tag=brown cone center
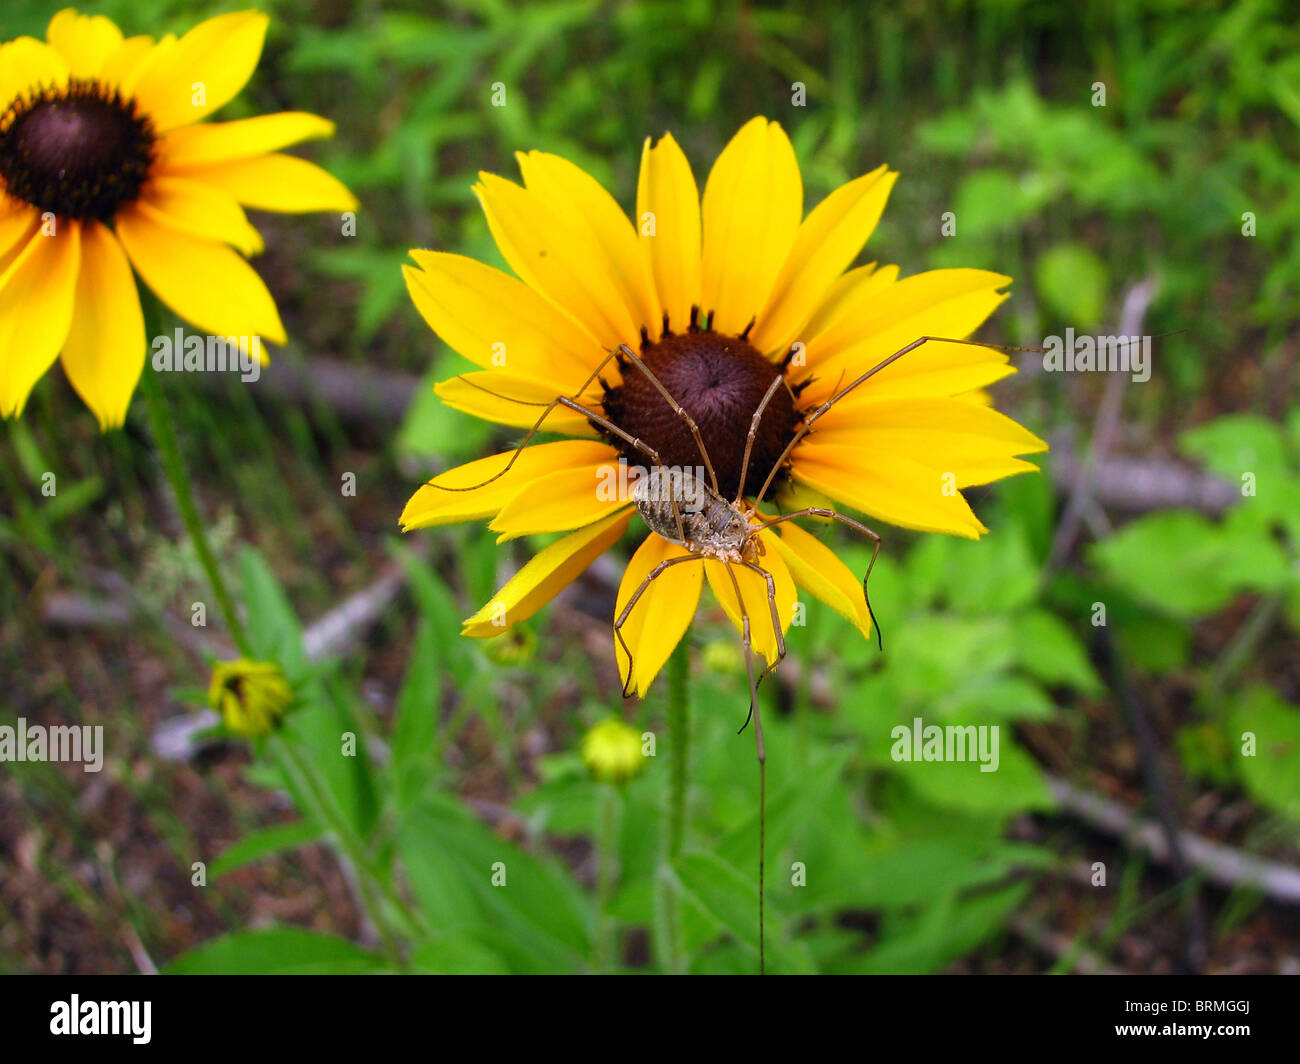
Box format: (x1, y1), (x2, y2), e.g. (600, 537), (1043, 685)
(0, 81), (155, 221)
(600, 330), (800, 500)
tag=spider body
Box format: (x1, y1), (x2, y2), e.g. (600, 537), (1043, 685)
(631, 468), (764, 565)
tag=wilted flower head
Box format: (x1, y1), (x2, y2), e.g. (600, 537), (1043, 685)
(208, 658), (293, 738)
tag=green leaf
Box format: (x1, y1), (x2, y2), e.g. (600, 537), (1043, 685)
(893, 734), (1055, 817)
(165, 928), (385, 974)
(210, 821), (322, 879)
(410, 934), (511, 975)
(1180, 414), (1289, 489)
(671, 850), (815, 974)
(1090, 510), (1289, 618)
(398, 796), (595, 972)
(835, 881), (1030, 974)
(390, 618), (443, 810)
(1227, 686), (1300, 820)
(1035, 242), (1109, 327)
(943, 527), (1040, 615)
(1010, 609), (1104, 694)
(239, 547), (307, 677)
(952, 169), (1050, 239)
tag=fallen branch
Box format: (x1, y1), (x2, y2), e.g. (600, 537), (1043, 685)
(1045, 773), (1300, 905)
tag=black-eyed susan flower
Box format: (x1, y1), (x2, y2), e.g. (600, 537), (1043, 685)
(400, 117), (1047, 697)
(209, 658), (293, 738)
(581, 717), (646, 784)
(0, 8), (356, 428)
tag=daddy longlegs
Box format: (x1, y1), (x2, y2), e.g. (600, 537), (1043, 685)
(423, 330), (1059, 974)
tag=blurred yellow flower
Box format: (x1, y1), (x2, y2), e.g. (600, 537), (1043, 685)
(208, 658), (293, 739)
(581, 717), (645, 784)
(0, 8), (357, 428)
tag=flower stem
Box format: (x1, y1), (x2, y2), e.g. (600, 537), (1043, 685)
(667, 633), (690, 857)
(139, 366), (252, 659)
(594, 782), (621, 972)
(271, 734), (411, 969)
(655, 628), (691, 972)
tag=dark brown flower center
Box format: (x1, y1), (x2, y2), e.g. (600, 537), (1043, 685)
(0, 80), (156, 222)
(600, 319), (802, 500)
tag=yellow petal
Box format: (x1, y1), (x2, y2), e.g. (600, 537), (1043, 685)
(461, 508), (633, 637)
(793, 445), (989, 539)
(799, 262), (893, 342)
(474, 173), (640, 351)
(614, 534), (703, 697)
(116, 203), (287, 345)
(138, 176), (263, 256)
(0, 203), (40, 264)
(129, 11), (268, 131)
(159, 113), (336, 167)
(167, 152), (357, 213)
(46, 9), (123, 78)
(0, 37), (69, 112)
(769, 519), (873, 642)
(813, 396), (1048, 487)
(60, 221), (144, 430)
(0, 223), (81, 418)
(703, 531), (796, 666)
(636, 132), (701, 336)
(517, 150), (659, 336)
(490, 453), (633, 541)
(98, 35), (157, 94)
(701, 117), (802, 336)
(804, 341), (1017, 405)
(637, 132), (702, 332)
(432, 372), (601, 437)
(400, 439), (618, 531)
(751, 166), (897, 355)
(798, 268), (1012, 402)
(404, 252), (606, 383)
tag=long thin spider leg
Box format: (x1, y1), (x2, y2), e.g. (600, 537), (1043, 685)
(422, 344), (630, 492)
(434, 384), (693, 547)
(432, 348), (699, 545)
(734, 374), (785, 507)
(738, 559), (787, 692)
(722, 562), (766, 976)
(612, 554), (705, 699)
(752, 334), (1055, 510)
(615, 344), (721, 496)
(539, 397), (692, 547)
(746, 508), (885, 651)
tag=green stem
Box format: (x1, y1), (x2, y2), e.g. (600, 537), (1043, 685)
(667, 633), (690, 857)
(594, 782), (621, 972)
(139, 367), (252, 659)
(655, 629), (691, 973)
(272, 735), (411, 969)
(1206, 590), (1285, 703)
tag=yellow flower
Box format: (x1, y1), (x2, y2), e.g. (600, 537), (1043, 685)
(208, 658), (293, 738)
(581, 717), (645, 784)
(0, 8), (357, 428)
(400, 117), (1047, 697)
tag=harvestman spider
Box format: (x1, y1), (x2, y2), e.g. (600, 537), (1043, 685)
(422, 330), (1017, 973)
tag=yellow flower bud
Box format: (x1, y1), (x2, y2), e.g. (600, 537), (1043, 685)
(701, 637), (744, 675)
(580, 717), (645, 784)
(484, 623), (538, 666)
(208, 659), (294, 739)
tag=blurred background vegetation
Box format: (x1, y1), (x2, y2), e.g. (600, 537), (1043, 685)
(2, 0), (1298, 973)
